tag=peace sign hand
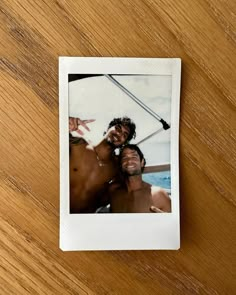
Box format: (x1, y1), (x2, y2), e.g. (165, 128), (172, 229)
(69, 117), (95, 135)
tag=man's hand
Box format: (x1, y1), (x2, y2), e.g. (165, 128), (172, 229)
(69, 117), (95, 135)
(150, 206), (164, 213)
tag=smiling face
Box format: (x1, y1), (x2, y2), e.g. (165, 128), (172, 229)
(105, 124), (130, 147)
(120, 148), (144, 176)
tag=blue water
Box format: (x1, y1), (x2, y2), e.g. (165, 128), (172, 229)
(142, 171), (171, 189)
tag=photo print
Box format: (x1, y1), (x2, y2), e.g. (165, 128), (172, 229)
(69, 74), (172, 214)
(59, 57), (181, 250)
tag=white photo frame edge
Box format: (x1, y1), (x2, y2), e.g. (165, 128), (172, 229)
(59, 57), (181, 251)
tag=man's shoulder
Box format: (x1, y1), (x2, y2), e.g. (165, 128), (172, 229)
(151, 186), (170, 199)
(151, 186), (171, 210)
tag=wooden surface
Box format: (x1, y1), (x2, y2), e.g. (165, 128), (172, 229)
(0, 0), (235, 294)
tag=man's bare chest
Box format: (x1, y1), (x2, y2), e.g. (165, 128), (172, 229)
(70, 147), (117, 187)
(111, 189), (154, 213)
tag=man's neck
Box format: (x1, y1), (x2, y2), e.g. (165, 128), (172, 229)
(125, 175), (143, 192)
(95, 139), (114, 160)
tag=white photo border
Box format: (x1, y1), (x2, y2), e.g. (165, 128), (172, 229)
(59, 57), (181, 251)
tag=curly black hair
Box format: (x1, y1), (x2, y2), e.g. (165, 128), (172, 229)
(119, 144), (146, 172)
(107, 117), (136, 143)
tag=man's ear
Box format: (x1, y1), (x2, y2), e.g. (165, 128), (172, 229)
(141, 159), (145, 168)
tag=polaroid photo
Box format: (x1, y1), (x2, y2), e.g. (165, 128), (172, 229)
(59, 57), (181, 250)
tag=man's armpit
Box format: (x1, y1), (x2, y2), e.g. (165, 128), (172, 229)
(69, 135), (87, 145)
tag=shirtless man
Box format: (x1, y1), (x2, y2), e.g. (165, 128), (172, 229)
(110, 144), (171, 213)
(69, 117), (136, 213)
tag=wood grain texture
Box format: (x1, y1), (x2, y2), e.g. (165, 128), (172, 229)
(0, 0), (235, 294)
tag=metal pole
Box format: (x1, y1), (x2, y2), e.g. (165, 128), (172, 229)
(105, 74), (170, 130)
(136, 127), (164, 145)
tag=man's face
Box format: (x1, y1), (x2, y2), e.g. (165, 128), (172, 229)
(120, 148), (144, 176)
(105, 124), (130, 147)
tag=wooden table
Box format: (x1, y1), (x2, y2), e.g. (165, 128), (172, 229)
(0, 0), (235, 294)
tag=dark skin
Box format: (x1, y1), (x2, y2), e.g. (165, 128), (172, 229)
(110, 148), (171, 213)
(69, 117), (130, 213)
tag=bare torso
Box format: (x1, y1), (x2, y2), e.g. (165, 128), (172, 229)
(110, 182), (171, 213)
(70, 142), (118, 213)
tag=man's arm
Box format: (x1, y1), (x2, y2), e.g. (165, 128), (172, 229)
(69, 117), (95, 148)
(150, 188), (171, 213)
(69, 133), (87, 145)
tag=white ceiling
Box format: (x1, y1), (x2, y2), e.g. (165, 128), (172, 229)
(69, 75), (171, 165)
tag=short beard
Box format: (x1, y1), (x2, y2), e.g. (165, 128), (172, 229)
(106, 137), (121, 149)
(122, 169), (141, 177)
